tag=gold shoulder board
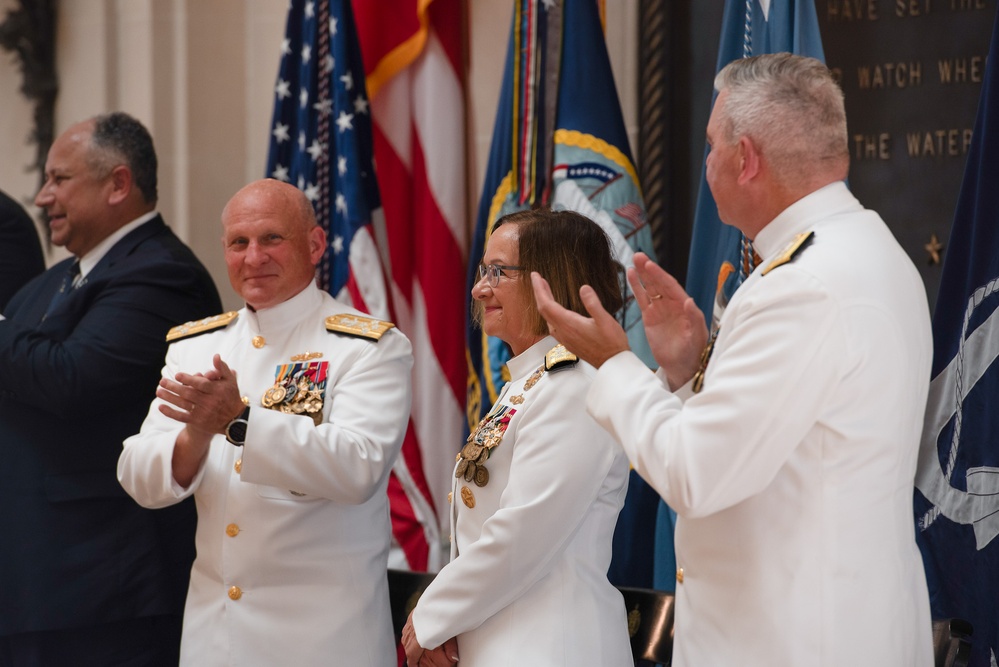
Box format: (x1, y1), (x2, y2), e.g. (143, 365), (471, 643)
(544, 344), (578, 371)
(762, 231), (815, 276)
(325, 313), (395, 341)
(166, 311), (239, 342)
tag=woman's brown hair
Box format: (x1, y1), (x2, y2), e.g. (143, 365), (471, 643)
(473, 208), (625, 337)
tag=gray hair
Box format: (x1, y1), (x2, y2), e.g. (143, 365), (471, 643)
(714, 53), (848, 187)
(87, 112), (158, 204)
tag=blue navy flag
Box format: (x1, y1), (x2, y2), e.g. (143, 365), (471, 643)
(914, 5), (999, 665)
(265, 0), (380, 299)
(466, 0), (658, 425)
(685, 0), (825, 325)
(465, 0), (661, 589)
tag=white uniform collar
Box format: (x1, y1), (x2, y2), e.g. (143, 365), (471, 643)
(244, 281), (324, 336)
(505, 335), (558, 380)
(752, 181), (861, 261)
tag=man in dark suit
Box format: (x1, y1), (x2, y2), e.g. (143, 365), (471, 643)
(0, 112), (221, 666)
(0, 189), (44, 310)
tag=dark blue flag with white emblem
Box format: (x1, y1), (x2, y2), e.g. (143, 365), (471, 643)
(914, 6), (999, 665)
(265, 0), (379, 298)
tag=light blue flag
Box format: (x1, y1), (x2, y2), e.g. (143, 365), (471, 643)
(656, 0), (825, 593)
(686, 0), (825, 325)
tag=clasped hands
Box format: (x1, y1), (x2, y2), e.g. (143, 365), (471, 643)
(158, 354), (247, 487)
(402, 612), (458, 666)
(156, 353), (245, 436)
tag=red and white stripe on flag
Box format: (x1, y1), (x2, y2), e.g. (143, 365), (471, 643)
(355, 0), (467, 572)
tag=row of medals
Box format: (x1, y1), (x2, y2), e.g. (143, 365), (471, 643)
(261, 376), (324, 426)
(455, 364), (545, 490)
(455, 436), (495, 488)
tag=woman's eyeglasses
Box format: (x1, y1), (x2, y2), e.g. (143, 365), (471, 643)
(477, 263), (524, 287)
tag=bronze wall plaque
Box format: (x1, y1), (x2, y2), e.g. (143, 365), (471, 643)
(819, 0), (993, 306)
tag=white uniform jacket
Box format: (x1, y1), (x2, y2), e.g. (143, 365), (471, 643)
(589, 182), (934, 666)
(412, 336), (633, 667)
(118, 283), (413, 667)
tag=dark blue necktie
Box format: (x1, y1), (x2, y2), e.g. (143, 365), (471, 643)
(43, 261), (80, 318)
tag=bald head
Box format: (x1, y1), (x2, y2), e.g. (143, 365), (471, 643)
(221, 179), (327, 310)
(222, 179), (318, 233)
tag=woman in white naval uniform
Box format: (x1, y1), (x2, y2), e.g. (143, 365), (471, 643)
(402, 209), (634, 667)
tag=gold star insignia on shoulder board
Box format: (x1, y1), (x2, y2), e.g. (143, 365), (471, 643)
(325, 313), (395, 341)
(166, 311), (239, 342)
(544, 344), (578, 371)
(762, 231), (815, 276)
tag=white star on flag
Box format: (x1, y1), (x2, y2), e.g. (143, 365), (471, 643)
(276, 79), (291, 100)
(302, 43), (312, 63)
(299, 87), (309, 108)
(338, 155), (348, 176)
(271, 164), (290, 182)
(335, 110), (354, 132)
(335, 192), (347, 214)
(332, 234), (344, 255)
(305, 1), (315, 18)
(313, 97), (332, 117)
(329, 17), (337, 36)
(307, 139), (325, 161)
(353, 95), (369, 115)
(280, 38), (291, 55)
(323, 54), (334, 74)
(304, 182), (320, 201)
(272, 123), (290, 143)
(340, 71), (353, 90)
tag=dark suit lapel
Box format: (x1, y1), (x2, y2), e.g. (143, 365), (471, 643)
(84, 215), (167, 284)
(5, 258), (75, 326)
(18, 217), (167, 328)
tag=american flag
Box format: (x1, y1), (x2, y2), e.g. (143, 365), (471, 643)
(355, 0), (468, 569)
(266, 0), (442, 571)
(267, 0), (380, 301)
